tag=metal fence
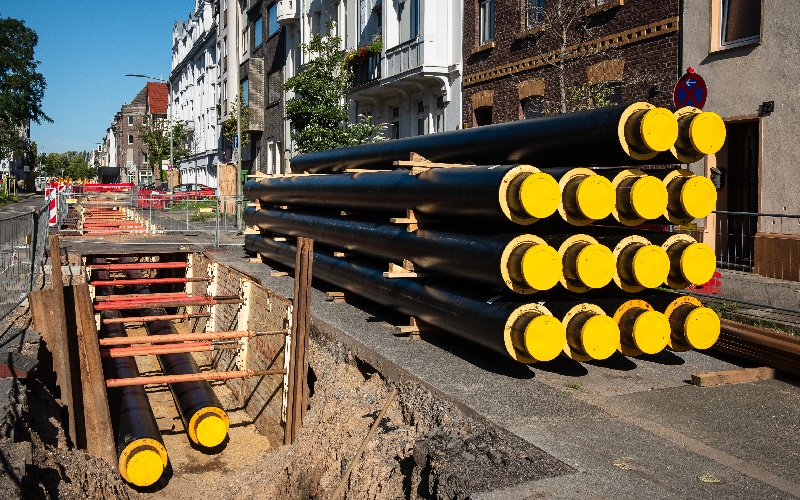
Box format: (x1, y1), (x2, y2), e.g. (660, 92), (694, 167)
(0, 204), (49, 322)
(698, 210), (800, 332)
(55, 189), (245, 245)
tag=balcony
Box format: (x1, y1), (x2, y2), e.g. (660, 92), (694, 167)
(384, 38), (423, 79)
(276, 0), (299, 25)
(350, 53), (381, 89)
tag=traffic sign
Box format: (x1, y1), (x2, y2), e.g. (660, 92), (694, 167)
(234, 134), (239, 148)
(674, 68), (707, 109)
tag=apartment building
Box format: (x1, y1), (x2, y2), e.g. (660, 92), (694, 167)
(341, 0), (463, 139)
(171, 0), (220, 187)
(682, 0), (800, 278)
(462, 0), (679, 126)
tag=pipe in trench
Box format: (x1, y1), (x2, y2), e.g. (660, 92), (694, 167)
(244, 206), (563, 294)
(289, 102), (680, 173)
(120, 258), (230, 449)
(245, 233), (573, 364)
(93, 265), (168, 488)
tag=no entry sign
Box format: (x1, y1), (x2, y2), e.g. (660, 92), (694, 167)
(674, 68), (707, 109)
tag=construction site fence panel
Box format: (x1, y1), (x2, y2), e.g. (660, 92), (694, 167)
(0, 203), (49, 322)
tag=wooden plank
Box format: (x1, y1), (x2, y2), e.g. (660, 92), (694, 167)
(691, 366), (777, 387)
(48, 235), (77, 446)
(28, 289), (54, 344)
(285, 237), (313, 445)
(72, 284), (117, 468)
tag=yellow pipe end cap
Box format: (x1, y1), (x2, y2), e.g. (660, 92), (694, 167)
(632, 245), (670, 288)
(580, 315), (620, 360)
(632, 311), (670, 354)
(684, 307), (720, 350)
(576, 244), (615, 288)
(126, 448), (165, 487)
(680, 242), (717, 285)
(689, 111), (727, 155)
(640, 107), (679, 152)
(576, 175), (615, 220)
(195, 410), (230, 448)
(521, 244), (562, 291)
(630, 176), (668, 220)
(680, 176), (718, 219)
(524, 315), (566, 362)
(519, 172), (561, 219)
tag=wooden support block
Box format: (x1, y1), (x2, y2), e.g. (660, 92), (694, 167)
(269, 271), (290, 277)
(383, 262), (431, 279)
(244, 227), (260, 235)
(250, 256), (265, 263)
(273, 237), (288, 242)
(325, 292), (349, 304)
(395, 317), (440, 339)
(343, 168), (392, 173)
(691, 366), (777, 387)
(332, 252), (350, 258)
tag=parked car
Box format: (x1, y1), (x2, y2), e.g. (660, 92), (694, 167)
(172, 183), (216, 200)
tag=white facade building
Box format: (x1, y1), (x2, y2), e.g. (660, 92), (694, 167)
(171, 0), (220, 188)
(343, 0), (462, 139)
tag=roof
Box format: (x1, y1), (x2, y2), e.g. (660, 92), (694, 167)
(147, 82), (169, 115)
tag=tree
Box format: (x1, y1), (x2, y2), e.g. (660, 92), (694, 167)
(40, 151), (96, 180)
(0, 15), (51, 157)
(222, 85), (249, 153)
(136, 116), (190, 182)
(283, 25), (385, 154)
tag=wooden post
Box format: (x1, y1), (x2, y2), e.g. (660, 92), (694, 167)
(48, 235), (77, 445)
(72, 284), (116, 468)
(284, 237), (313, 445)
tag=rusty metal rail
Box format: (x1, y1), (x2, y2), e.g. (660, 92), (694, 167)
(715, 319), (800, 377)
(90, 277), (210, 286)
(97, 329), (288, 346)
(105, 369), (287, 387)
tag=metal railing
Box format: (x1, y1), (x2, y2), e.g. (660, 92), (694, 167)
(54, 189), (244, 246)
(0, 204), (49, 322)
(696, 210), (800, 331)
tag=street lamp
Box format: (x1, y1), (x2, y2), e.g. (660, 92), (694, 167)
(125, 74), (173, 191)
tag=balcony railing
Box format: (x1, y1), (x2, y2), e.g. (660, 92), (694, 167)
(384, 38), (423, 79)
(350, 52), (381, 88)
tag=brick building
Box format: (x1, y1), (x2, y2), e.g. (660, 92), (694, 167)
(462, 0), (680, 127)
(112, 82), (168, 185)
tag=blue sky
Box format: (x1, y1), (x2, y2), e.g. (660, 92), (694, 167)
(2, 1), (195, 154)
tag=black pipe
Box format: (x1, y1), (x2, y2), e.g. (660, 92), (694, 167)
(290, 102), (677, 173)
(120, 259), (230, 449)
(246, 164), (565, 225)
(245, 234), (567, 364)
(93, 264), (167, 487)
(244, 206), (562, 294)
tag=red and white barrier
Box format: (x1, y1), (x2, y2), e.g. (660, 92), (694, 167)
(45, 183), (71, 227)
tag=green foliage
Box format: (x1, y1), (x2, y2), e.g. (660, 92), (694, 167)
(222, 85), (249, 150)
(0, 15), (51, 158)
(39, 151), (96, 180)
(136, 116), (190, 179)
(0, 190), (16, 206)
(284, 25), (385, 154)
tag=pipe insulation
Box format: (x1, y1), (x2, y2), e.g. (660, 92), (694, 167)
(244, 206), (563, 294)
(93, 265), (168, 488)
(120, 259), (230, 449)
(289, 102), (679, 173)
(245, 234), (567, 364)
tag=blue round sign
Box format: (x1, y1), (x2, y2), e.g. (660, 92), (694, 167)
(673, 70), (707, 109)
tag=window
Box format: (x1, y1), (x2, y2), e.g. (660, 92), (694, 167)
(267, 71), (281, 105)
(128, 134), (134, 145)
(435, 96), (445, 133)
(522, 96), (545, 119)
(526, 0), (544, 29)
(242, 26), (249, 54)
(399, 0), (419, 43)
(254, 16), (263, 48)
(142, 152), (148, 163)
(222, 79), (228, 114)
(479, 0), (494, 44)
(720, 0), (761, 48)
(223, 0), (228, 28)
(242, 79), (249, 107)
(475, 107), (492, 126)
(127, 116), (134, 125)
(416, 100), (426, 136)
(223, 37), (228, 72)
(268, 3), (280, 37)
(391, 106), (400, 139)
